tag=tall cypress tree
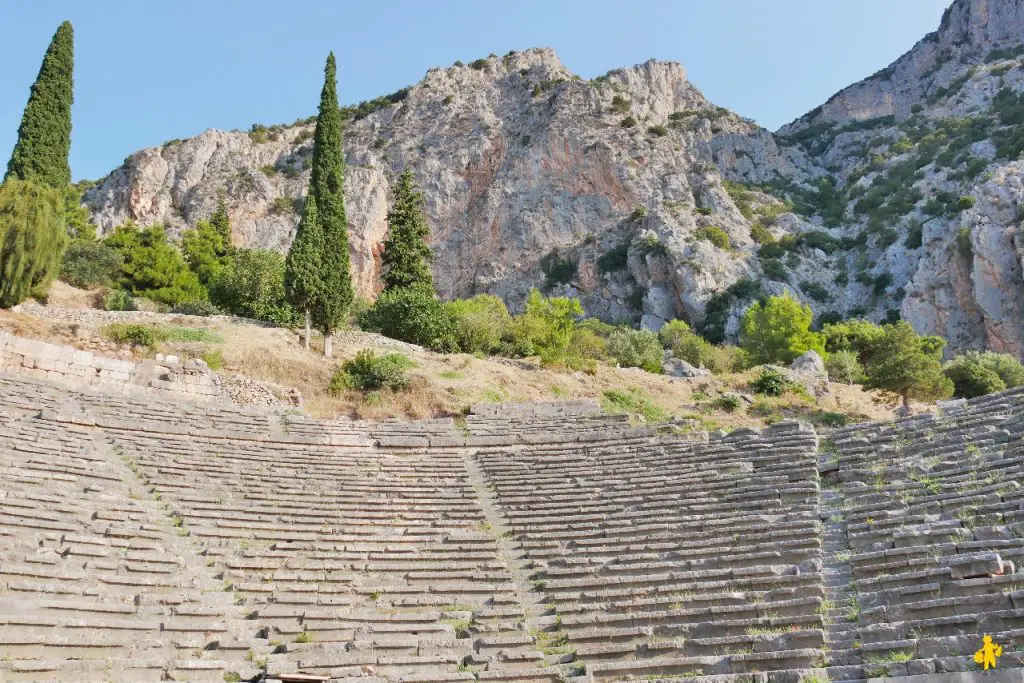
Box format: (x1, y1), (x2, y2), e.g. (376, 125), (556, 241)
(210, 200), (233, 253)
(380, 168), (433, 292)
(6, 21), (74, 189)
(284, 196), (322, 349)
(309, 52), (353, 357)
(0, 21), (73, 308)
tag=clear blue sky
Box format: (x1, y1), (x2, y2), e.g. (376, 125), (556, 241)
(1, 0), (950, 182)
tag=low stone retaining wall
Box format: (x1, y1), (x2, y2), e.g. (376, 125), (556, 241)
(1, 330), (223, 401)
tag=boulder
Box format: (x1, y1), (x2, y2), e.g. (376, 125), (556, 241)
(661, 350), (712, 378)
(788, 350), (825, 377)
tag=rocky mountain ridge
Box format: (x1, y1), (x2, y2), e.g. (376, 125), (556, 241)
(82, 0), (1024, 356)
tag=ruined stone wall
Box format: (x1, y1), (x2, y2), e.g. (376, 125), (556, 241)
(0, 330), (221, 400)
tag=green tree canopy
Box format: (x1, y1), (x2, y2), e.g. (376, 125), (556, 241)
(358, 283), (458, 352)
(446, 293), (510, 354)
(0, 179), (67, 307)
(104, 222), (205, 306)
(864, 321), (953, 409)
(285, 189), (322, 347)
(6, 21), (74, 189)
(210, 248), (297, 327)
(181, 219), (231, 288)
(381, 168), (433, 291)
(739, 291), (825, 365)
(521, 289), (584, 366)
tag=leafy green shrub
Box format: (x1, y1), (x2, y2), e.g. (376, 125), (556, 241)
(607, 327), (662, 373)
(872, 272), (894, 295)
(172, 300), (220, 316)
(61, 240), (123, 289)
(611, 94), (630, 114)
(943, 351), (1024, 398)
(541, 250), (576, 288)
(943, 359), (1005, 398)
(647, 125), (668, 137)
(159, 326), (224, 344)
(517, 289), (584, 366)
(659, 320), (745, 374)
(621, 116), (636, 128)
(956, 227), (973, 256)
(210, 249), (297, 326)
(568, 327), (608, 362)
(740, 292), (825, 365)
(597, 243), (629, 273)
(601, 388), (667, 423)
(750, 223), (774, 244)
(904, 220), (923, 249)
(103, 323), (157, 348)
(101, 289), (136, 311)
(359, 284), (459, 352)
(714, 394), (743, 413)
(695, 206), (713, 216)
(447, 294), (511, 354)
(825, 350), (866, 384)
(800, 281), (831, 302)
(695, 226), (731, 249)
(761, 258), (789, 281)
(751, 368), (792, 397)
(329, 350), (414, 394)
(200, 349), (224, 370)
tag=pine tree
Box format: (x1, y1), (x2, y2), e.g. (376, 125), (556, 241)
(6, 21), (74, 189)
(864, 321), (953, 411)
(284, 197), (322, 349)
(309, 52), (353, 357)
(381, 168), (433, 292)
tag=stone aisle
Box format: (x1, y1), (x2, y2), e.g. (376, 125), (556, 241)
(463, 451), (582, 678)
(820, 466), (865, 683)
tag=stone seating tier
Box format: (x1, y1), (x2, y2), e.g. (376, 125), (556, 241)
(1, 366), (1024, 681)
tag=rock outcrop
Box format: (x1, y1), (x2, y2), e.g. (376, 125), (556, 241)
(82, 0), (1024, 356)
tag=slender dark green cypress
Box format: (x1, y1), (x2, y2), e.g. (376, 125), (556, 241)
(6, 21), (74, 189)
(284, 196), (323, 349)
(381, 168), (433, 292)
(309, 52), (353, 357)
(210, 200), (233, 253)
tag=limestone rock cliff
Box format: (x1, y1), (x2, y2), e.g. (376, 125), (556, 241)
(83, 0), (1024, 356)
(84, 48), (815, 328)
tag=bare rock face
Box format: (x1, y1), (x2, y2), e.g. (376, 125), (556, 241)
(82, 0), (1024, 357)
(83, 48), (814, 325)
